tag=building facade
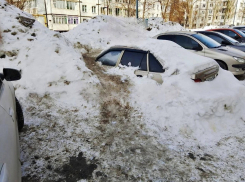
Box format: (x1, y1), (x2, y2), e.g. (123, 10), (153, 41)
(24, 0), (245, 31)
(191, 0), (245, 28)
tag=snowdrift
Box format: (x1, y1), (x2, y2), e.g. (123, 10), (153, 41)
(64, 16), (185, 50)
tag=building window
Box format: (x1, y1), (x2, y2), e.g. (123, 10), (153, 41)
(101, 7), (105, 14)
(26, 0), (37, 8)
(53, 0), (66, 9)
(92, 6), (96, 13)
(53, 0), (75, 10)
(209, 10), (212, 14)
(123, 9), (127, 16)
(53, 15), (67, 24)
(202, 4), (205, 7)
(68, 16), (78, 24)
(67, 1), (75, 10)
(210, 3), (213, 7)
(115, 8), (120, 16)
(82, 5), (87, 12)
(109, 8), (112, 14)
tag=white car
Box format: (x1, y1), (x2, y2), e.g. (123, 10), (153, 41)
(0, 68), (23, 182)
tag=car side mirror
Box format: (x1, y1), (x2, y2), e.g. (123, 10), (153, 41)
(3, 68), (21, 81)
(221, 40), (229, 46)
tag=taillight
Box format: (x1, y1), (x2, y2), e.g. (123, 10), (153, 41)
(193, 78), (202, 82)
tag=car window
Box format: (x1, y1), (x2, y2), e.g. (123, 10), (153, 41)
(120, 51), (147, 71)
(215, 30), (225, 34)
(174, 35), (201, 50)
(226, 30), (238, 39)
(215, 32), (239, 43)
(157, 35), (175, 41)
(192, 34), (221, 48)
(97, 51), (121, 66)
(207, 34), (225, 44)
(233, 29), (245, 37)
(149, 53), (164, 73)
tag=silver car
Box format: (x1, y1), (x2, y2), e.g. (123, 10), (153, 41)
(0, 68), (23, 182)
(154, 31), (245, 76)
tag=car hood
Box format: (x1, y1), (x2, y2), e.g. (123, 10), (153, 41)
(211, 46), (245, 58)
(228, 45), (245, 52)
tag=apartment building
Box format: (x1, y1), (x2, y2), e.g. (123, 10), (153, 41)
(24, 0), (164, 32)
(24, 0), (245, 31)
(191, 0), (245, 28)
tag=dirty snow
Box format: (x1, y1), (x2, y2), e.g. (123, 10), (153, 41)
(1, 0), (245, 181)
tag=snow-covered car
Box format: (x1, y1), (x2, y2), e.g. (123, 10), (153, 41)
(95, 46), (219, 83)
(0, 68), (23, 182)
(154, 31), (245, 76)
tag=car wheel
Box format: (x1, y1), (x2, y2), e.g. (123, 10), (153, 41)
(216, 60), (228, 70)
(15, 97), (24, 131)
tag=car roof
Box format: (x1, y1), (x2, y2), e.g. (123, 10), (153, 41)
(233, 26), (245, 28)
(207, 28), (236, 31)
(197, 30), (224, 36)
(154, 31), (196, 38)
(96, 46), (148, 60)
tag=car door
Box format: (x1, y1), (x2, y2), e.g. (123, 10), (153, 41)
(174, 35), (205, 56)
(148, 53), (165, 84)
(119, 50), (148, 77)
(0, 80), (21, 182)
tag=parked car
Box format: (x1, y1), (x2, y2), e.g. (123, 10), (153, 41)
(154, 31), (245, 76)
(207, 28), (245, 43)
(95, 46), (219, 83)
(232, 26), (245, 33)
(0, 68), (23, 182)
(196, 31), (245, 52)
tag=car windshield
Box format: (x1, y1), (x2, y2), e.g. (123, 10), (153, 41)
(215, 32), (239, 43)
(192, 34), (221, 48)
(234, 29), (245, 37)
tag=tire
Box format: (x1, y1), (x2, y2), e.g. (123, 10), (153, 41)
(216, 60), (228, 70)
(15, 97), (24, 131)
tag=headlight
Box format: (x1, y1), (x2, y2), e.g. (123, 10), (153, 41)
(234, 57), (245, 63)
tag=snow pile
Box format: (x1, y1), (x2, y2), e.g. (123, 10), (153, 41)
(64, 16), (185, 50)
(147, 18), (185, 36)
(0, 0), (99, 108)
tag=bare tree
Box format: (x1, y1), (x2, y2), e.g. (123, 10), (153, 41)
(168, 0), (185, 23)
(224, 0), (236, 24)
(6, 0), (28, 10)
(101, 0), (112, 15)
(141, 0), (156, 18)
(158, 0), (171, 20)
(181, 0), (200, 28)
(211, 0), (222, 25)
